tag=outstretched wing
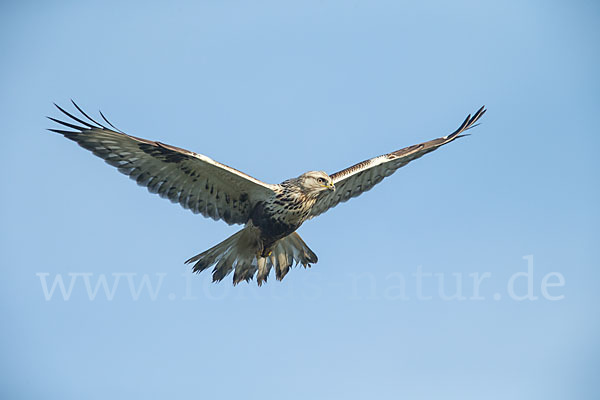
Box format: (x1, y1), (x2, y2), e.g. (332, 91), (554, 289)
(49, 102), (278, 225)
(309, 106), (486, 218)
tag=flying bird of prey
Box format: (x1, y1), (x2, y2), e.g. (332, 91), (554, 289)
(49, 102), (486, 285)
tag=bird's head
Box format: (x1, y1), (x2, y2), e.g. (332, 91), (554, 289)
(298, 171), (335, 196)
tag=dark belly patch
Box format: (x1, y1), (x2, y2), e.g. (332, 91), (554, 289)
(250, 202), (300, 250)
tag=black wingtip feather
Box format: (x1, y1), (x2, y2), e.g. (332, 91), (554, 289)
(70, 100), (109, 130)
(455, 133), (472, 139)
(47, 116), (85, 131)
(50, 100), (126, 134)
(99, 109), (125, 133)
(53, 102), (97, 129)
(459, 114), (471, 130)
(465, 122), (481, 130)
(48, 128), (79, 136)
(447, 106), (487, 139)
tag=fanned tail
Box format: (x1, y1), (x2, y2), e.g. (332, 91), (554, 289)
(185, 227), (318, 285)
(266, 233), (317, 284)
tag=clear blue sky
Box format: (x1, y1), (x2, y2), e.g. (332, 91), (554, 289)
(1, 1), (598, 399)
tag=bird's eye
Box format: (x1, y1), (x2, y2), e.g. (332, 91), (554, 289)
(317, 177), (326, 184)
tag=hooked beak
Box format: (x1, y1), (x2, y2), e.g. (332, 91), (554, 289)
(327, 182), (336, 191)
